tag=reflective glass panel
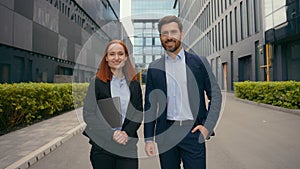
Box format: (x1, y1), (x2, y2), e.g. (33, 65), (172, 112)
(273, 7), (287, 27)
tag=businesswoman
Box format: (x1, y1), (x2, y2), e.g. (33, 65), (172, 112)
(83, 40), (143, 169)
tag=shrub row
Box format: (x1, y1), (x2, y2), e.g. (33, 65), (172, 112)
(234, 81), (300, 109)
(0, 83), (88, 134)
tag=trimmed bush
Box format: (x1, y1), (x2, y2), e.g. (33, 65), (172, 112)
(0, 83), (88, 134)
(234, 81), (300, 109)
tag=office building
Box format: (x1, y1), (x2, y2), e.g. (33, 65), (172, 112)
(131, 0), (178, 70)
(179, 0), (265, 91)
(179, 0), (300, 91)
(0, 0), (131, 83)
(264, 0), (300, 81)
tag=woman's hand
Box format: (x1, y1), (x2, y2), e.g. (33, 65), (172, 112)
(113, 130), (128, 145)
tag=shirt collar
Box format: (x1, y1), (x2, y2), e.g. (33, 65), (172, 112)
(165, 48), (185, 61)
(112, 75), (125, 81)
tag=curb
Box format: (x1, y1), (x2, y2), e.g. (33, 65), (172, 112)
(234, 97), (300, 116)
(4, 124), (85, 169)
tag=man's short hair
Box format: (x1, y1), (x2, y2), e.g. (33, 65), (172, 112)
(158, 15), (183, 33)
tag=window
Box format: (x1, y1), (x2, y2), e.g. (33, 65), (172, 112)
(225, 15), (228, 47)
(143, 29), (152, 37)
(264, 0), (287, 29)
(240, 1), (244, 40)
(154, 38), (161, 46)
(215, 25), (218, 50)
(153, 31), (159, 37)
(217, 0), (220, 16)
(234, 7), (238, 42)
(134, 47), (143, 54)
(214, 0), (217, 20)
(145, 55), (153, 63)
(134, 29), (143, 36)
(134, 38), (143, 45)
(218, 22), (221, 50)
(254, 0), (259, 32)
(145, 22), (152, 28)
(211, 1), (214, 22)
(230, 11), (233, 44)
(265, 15), (273, 30)
(273, 0), (286, 11)
(145, 38), (152, 46)
(246, 0), (250, 36)
(144, 47), (153, 54)
(212, 27), (215, 52)
(222, 19), (224, 49)
(221, 0), (223, 13)
(153, 46), (162, 54)
(134, 22), (143, 29)
(134, 55), (144, 64)
(273, 7), (287, 27)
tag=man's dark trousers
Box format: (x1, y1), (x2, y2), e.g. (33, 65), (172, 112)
(157, 124), (206, 169)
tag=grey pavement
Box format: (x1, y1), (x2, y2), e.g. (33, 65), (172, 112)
(0, 108), (85, 169)
(208, 93), (300, 169)
(1, 93), (300, 169)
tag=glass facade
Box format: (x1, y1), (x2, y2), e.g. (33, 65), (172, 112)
(0, 0), (127, 83)
(131, 0), (178, 69)
(133, 21), (163, 68)
(132, 0), (178, 19)
(264, 0), (287, 30)
(179, 0), (265, 90)
(264, 0), (300, 81)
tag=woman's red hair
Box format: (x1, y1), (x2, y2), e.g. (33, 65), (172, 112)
(96, 40), (138, 82)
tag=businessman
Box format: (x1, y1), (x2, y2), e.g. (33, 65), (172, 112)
(144, 15), (222, 169)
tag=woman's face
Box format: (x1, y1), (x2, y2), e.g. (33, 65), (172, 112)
(106, 43), (127, 71)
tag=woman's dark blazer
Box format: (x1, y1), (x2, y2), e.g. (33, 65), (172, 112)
(83, 76), (143, 152)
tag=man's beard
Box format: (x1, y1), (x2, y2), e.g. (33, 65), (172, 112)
(162, 38), (181, 53)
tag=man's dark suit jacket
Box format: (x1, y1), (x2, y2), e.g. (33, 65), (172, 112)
(83, 77), (143, 154)
(144, 50), (222, 143)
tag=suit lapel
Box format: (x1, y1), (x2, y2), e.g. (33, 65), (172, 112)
(104, 81), (112, 97)
(185, 51), (193, 91)
(155, 57), (167, 94)
(185, 51), (201, 118)
(185, 51), (199, 84)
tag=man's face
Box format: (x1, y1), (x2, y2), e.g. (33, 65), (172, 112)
(160, 22), (184, 54)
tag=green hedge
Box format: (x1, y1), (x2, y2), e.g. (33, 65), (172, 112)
(0, 83), (88, 134)
(234, 81), (300, 109)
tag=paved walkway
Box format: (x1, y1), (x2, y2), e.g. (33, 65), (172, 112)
(1, 93), (299, 169)
(0, 108), (84, 169)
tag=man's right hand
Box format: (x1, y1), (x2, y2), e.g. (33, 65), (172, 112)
(145, 141), (156, 156)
